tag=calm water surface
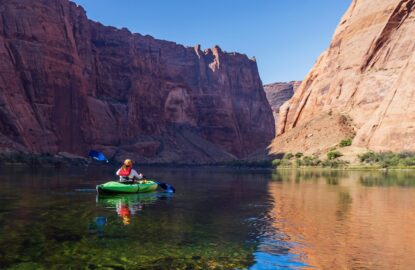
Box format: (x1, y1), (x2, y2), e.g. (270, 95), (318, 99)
(0, 167), (415, 269)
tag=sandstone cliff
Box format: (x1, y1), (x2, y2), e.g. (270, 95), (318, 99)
(264, 81), (301, 131)
(0, 0), (275, 164)
(271, 0), (415, 156)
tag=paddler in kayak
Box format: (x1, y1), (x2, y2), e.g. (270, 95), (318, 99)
(116, 159), (144, 183)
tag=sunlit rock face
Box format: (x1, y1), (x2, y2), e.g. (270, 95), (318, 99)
(271, 0), (415, 155)
(0, 0), (274, 164)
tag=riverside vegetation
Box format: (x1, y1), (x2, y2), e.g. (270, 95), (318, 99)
(272, 139), (415, 170)
(272, 152), (349, 169)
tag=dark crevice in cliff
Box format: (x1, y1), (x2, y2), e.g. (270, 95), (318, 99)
(278, 106), (290, 135)
(291, 90), (312, 129)
(7, 43), (45, 131)
(3, 42), (16, 66)
(1, 13), (7, 38)
(361, 0), (415, 72)
(0, 105), (20, 142)
(291, 75), (316, 129)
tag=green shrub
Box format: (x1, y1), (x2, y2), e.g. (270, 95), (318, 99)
(322, 159), (337, 168)
(272, 158), (293, 167)
(295, 158), (303, 166)
(359, 151), (377, 163)
(295, 152), (303, 158)
(398, 151), (415, 158)
(284, 153), (294, 160)
(282, 159), (293, 166)
(339, 139), (352, 147)
(272, 159), (282, 167)
(400, 157), (415, 166)
(327, 151), (342, 160)
(322, 159), (349, 168)
(302, 156), (322, 166)
(359, 151), (415, 168)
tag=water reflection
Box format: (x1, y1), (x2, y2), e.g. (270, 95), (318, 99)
(89, 216), (107, 237)
(96, 193), (172, 225)
(0, 167), (414, 269)
(0, 168), (272, 269)
(359, 170), (415, 187)
(270, 169), (415, 269)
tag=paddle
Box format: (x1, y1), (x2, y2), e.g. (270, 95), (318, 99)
(141, 174), (175, 193)
(88, 150), (109, 163)
(153, 181), (176, 193)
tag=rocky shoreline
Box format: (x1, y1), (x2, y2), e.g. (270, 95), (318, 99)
(5, 144), (415, 171)
(0, 151), (274, 169)
(0, 151), (90, 168)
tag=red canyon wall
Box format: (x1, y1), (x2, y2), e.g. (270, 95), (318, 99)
(0, 0), (275, 164)
(271, 0), (415, 155)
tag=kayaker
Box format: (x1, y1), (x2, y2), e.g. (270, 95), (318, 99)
(116, 159), (143, 183)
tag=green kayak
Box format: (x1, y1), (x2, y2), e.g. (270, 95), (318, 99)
(96, 181), (158, 194)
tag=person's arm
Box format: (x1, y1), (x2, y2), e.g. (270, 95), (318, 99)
(131, 169), (143, 180)
(116, 169), (121, 176)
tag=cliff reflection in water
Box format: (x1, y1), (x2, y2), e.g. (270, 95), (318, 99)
(269, 170), (415, 269)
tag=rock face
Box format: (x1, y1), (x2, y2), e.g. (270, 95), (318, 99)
(271, 0), (415, 155)
(264, 81), (301, 131)
(0, 0), (275, 164)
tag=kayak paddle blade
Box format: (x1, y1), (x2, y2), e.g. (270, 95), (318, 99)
(89, 150), (109, 162)
(157, 182), (176, 193)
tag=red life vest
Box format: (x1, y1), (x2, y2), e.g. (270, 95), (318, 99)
(118, 167), (132, 177)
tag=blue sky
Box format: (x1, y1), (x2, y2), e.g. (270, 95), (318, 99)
(72, 0), (351, 84)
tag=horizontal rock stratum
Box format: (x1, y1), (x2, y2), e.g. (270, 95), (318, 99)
(0, 0), (275, 164)
(270, 0), (415, 156)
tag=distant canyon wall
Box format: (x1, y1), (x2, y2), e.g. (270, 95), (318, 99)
(271, 0), (415, 155)
(0, 0), (275, 164)
(264, 81), (301, 132)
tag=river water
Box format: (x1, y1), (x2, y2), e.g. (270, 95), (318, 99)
(0, 167), (414, 269)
